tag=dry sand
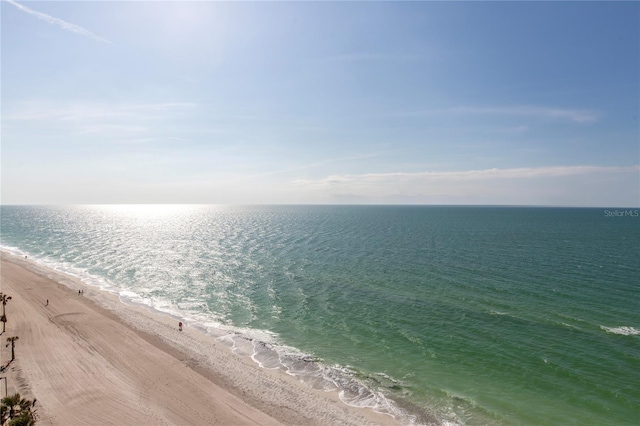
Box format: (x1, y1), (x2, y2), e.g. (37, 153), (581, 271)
(0, 254), (399, 426)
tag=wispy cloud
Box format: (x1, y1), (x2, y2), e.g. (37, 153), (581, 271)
(6, 0), (113, 44)
(296, 165), (639, 186)
(326, 52), (421, 62)
(3, 100), (196, 142)
(4, 101), (196, 122)
(396, 105), (601, 124)
(451, 106), (601, 124)
(252, 153), (382, 178)
(293, 165), (640, 205)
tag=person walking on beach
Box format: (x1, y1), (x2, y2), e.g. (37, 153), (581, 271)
(178, 321), (183, 332)
(45, 299), (48, 307)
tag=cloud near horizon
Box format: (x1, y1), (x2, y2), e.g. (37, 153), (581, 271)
(295, 165), (640, 184)
(293, 165), (640, 206)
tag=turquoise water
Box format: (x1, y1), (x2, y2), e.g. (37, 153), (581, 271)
(1, 205), (639, 425)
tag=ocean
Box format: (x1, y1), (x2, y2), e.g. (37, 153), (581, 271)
(1, 205), (638, 425)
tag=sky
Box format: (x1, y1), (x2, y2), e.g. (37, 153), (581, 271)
(1, 0), (639, 206)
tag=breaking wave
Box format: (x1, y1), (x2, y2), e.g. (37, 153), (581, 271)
(600, 326), (640, 336)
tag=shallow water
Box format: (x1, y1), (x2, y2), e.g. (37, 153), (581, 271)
(1, 205), (639, 425)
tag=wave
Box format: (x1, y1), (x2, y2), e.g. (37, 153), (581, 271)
(600, 326), (640, 336)
(220, 332), (426, 425)
(1, 248), (425, 425)
(559, 322), (581, 331)
(1, 245), (29, 258)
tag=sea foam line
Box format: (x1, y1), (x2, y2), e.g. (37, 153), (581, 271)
(600, 326), (640, 336)
(1, 249), (426, 425)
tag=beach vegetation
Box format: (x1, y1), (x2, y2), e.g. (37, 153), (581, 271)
(0, 293), (12, 333)
(5, 337), (19, 361)
(1, 393), (37, 425)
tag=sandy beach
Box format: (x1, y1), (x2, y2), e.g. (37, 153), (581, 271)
(0, 254), (398, 426)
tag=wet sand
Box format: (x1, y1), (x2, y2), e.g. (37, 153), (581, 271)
(0, 254), (398, 426)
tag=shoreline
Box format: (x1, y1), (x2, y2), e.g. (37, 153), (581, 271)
(0, 253), (401, 425)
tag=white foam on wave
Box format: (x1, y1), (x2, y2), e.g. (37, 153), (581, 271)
(1, 245), (28, 258)
(0, 249), (230, 340)
(1, 246), (120, 295)
(560, 322), (580, 330)
(600, 326), (640, 336)
(216, 333), (413, 422)
(337, 382), (417, 424)
(218, 329), (425, 424)
(2, 249), (431, 426)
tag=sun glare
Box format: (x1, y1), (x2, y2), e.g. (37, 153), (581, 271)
(91, 204), (201, 219)
(146, 2), (228, 55)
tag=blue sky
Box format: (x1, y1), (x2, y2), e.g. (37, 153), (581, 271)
(2, 1), (639, 206)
